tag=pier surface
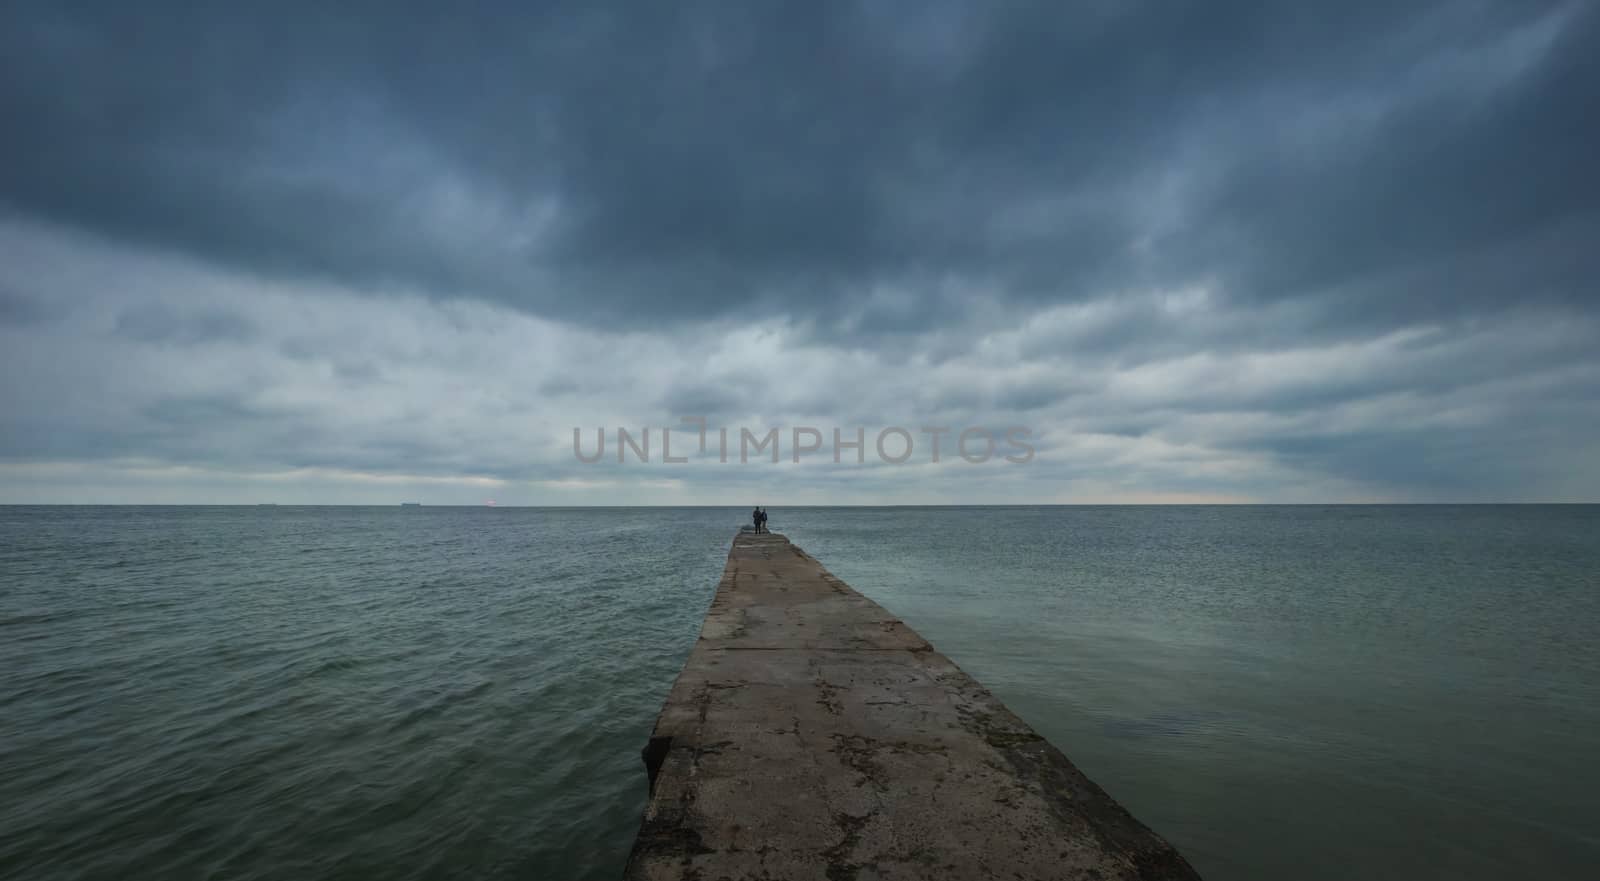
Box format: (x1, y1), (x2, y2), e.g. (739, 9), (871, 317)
(625, 532), (1201, 880)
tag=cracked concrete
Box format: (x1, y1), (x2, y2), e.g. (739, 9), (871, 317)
(624, 532), (1201, 881)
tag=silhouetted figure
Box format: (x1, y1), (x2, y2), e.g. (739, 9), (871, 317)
(759, 508), (768, 533)
(752, 506), (762, 533)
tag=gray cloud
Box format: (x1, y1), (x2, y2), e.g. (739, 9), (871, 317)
(4, 2), (1593, 333)
(0, 285), (57, 326)
(114, 303), (258, 345)
(0, 2), (1597, 502)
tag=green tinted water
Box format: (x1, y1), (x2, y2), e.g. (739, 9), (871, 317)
(2, 505), (1595, 879)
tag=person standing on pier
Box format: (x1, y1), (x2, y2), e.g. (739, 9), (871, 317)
(759, 508), (768, 533)
(752, 506), (762, 533)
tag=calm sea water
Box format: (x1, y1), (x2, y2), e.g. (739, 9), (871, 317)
(1, 506), (1596, 880)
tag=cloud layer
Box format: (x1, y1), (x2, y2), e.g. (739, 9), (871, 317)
(2, 1), (1597, 502)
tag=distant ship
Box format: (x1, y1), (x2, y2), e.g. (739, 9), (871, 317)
(400, 502), (422, 507)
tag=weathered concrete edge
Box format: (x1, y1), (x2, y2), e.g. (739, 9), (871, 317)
(626, 533), (1202, 879)
(633, 536), (750, 792)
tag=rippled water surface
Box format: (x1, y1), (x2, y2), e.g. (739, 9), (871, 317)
(2, 505), (1597, 880)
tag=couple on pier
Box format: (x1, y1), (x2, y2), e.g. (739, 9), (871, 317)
(751, 506), (769, 534)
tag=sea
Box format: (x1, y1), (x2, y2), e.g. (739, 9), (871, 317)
(1, 505), (1596, 880)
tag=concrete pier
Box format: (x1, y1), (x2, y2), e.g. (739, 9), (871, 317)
(625, 532), (1201, 880)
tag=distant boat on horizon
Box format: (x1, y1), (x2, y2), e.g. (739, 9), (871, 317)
(400, 502), (422, 507)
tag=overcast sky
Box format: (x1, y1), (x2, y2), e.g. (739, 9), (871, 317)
(2, 1), (1597, 504)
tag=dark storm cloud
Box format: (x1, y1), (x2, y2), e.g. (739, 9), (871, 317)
(1245, 389), (1600, 497)
(3, 0), (1598, 503)
(661, 383), (746, 419)
(3, 1), (1593, 333)
(1180, 8), (1600, 324)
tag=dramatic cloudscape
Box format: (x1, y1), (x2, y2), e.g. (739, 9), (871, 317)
(2, 1), (1597, 503)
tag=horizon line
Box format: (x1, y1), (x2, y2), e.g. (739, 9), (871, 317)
(1, 502), (1595, 508)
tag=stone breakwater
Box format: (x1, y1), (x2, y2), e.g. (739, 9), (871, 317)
(624, 531), (1202, 881)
